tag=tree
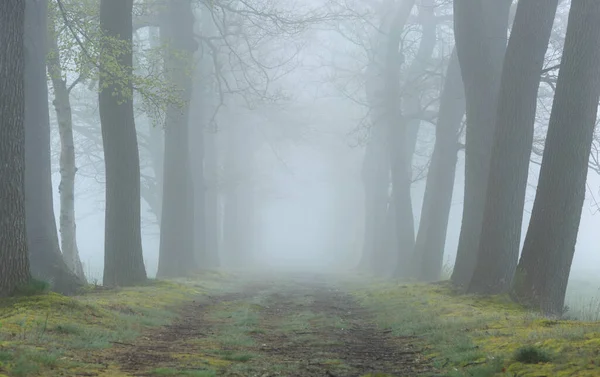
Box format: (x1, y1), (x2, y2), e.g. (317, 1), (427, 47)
(413, 47), (465, 282)
(190, 3), (220, 268)
(360, 1), (400, 274)
(468, 0), (559, 294)
(47, 2), (87, 281)
(157, 0), (198, 277)
(450, 0), (512, 287)
(25, 0), (84, 293)
(511, 0), (600, 315)
(0, 0), (30, 296)
(99, 0), (147, 286)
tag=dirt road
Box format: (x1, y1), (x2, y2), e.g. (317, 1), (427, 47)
(108, 273), (430, 376)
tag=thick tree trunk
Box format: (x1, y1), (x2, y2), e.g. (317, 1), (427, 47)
(359, 0), (415, 275)
(25, 0), (83, 294)
(157, 0), (198, 277)
(47, 9), (86, 281)
(99, 0), (147, 287)
(0, 0), (30, 297)
(451, 0), (512, 287)
(393, 0), (436, 277)
(414, 48), (465, 282)
(511, 0), (600, 316)
(468, 0), (559, 295)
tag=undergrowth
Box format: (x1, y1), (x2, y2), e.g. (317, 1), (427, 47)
(350, 281), (600, 377)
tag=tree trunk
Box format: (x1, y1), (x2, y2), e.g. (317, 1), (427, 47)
(99, 0), (147, 287)
(414, 48), (465, 282)
(47, 7), (86, 281)
(511, 0), (600, 316)
(0, 0), (30, 297)
(450, 0), (512, 287)
(402, 0), (437, 176)
(197, 5), (221, 268)
(146, 26), (164, 226)
(384, 1), (417, 278)
(24, 0), (83, 294)
(157, 0), (198, 278)
(468, 0), (559, 294)
(359, 125), (391, 273)
(393, 0), (437, 277)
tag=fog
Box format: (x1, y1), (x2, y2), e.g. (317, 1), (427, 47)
(23, 0), (595, 317)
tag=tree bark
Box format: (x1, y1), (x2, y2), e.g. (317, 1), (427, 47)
(414, 47), (465, 282)
(0, 0), (30, 297)
(99, 0), (147, 287)
(450, 0), (512, 287)
(157, 0), (198, 278)
(511, 0), (600, 316)
(468, 0), (559, 294)
(47, 6), (87, 281)
(25, 0), (83, 294)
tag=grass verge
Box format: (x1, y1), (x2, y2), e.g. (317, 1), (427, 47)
(350, 281), (600, 377)
(0, 271), (228, 376)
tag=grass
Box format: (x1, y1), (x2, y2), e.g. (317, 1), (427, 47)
(350, 280), (600, 377)
(149, 367), (216, 377)
(0, 271), (230, 376)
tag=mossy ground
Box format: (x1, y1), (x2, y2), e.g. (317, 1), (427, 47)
(349, 279), (600, 377)
(0, 271), (231, 376)
(2, 271), (597, 377)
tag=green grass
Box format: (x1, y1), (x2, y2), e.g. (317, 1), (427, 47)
(513, 345), (553, 364)
(0, 272), (229, 376)
(149, 367), (216, 376)
(350, 280), (600, 377)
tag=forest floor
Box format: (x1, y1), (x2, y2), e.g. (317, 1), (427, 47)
(0, 271), (599, 377)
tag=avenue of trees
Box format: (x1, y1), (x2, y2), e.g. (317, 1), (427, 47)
(0, 0), (599, 318)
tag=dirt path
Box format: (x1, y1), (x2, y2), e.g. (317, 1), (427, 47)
(106, 275), (430, 377)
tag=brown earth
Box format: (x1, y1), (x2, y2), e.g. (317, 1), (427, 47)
(105, 275), (431, 377)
